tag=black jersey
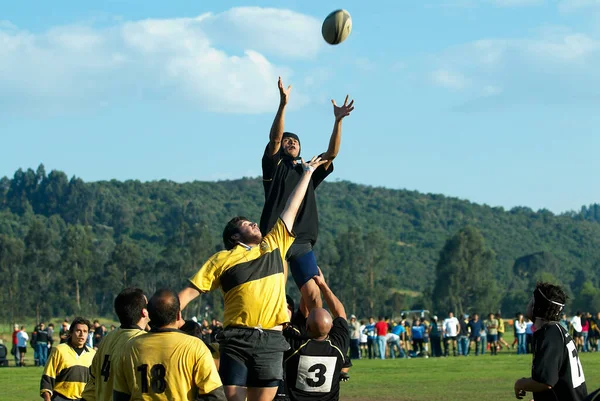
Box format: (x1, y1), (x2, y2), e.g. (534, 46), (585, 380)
(586, 388), (600, 401)
(532, 323), (587, 401)
(284, 317), (349, 401)
(260, 145), (333, 245)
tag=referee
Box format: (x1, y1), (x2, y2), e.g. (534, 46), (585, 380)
(179, 156), (327, 401)
(284, 272), (349, 401)
(514, 282), (588, 401)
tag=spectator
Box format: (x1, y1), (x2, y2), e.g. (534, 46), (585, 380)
(11, 324), (19, 366)
(429, 316), (443, 357)
(411, 318), (426, 355)
(590, 313), (600, 353)
(525, 317), (534, 353)
(348, 315), (361, 359)
(31, 325), (39, 366)
(375, 316), (388, 359)
(571, 311), (584, 352)
(457, 314), (469, 356)
(47, 324), (55, 347)
(16, 326), (29, 367)
(467, 313), (484, 356)
(560, 313), (570, 331)
(484, 313), (499, 356)
(515, 313), (527, 355)
(389, 322), (406, 358)
(359, 320), (368, 359)
(582, 313), (590, 353)
(92, 320), (103, 349)
(442, 311), (460, 357)
(59, 321), (69, 344)
(364, 317), (378, 359)
(200, 319), (212, 343)
(496, 312), (509, 350)
(36, 323), (52, 367)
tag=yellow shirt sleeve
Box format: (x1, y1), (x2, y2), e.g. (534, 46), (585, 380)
(80, 351), (98, 401)
(193, 342), (223, 395)
(41, 347), (61, 395)
(188, 256), (222, 293)
(262, 218), (295, 261)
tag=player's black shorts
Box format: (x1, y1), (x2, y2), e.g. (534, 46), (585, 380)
(18, 347), (26, 354)
(498, 332), (504, 339)
(446, 336), (457, 341)
(286, 242), (319, 289)
(573, 331), (583, 338)
(217, 327), (290, 387)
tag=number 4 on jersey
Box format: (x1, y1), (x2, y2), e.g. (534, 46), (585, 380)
(101, 355), (110, 382)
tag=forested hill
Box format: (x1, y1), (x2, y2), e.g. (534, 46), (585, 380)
(1, 165), (599, 322)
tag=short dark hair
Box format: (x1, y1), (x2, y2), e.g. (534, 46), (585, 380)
(180, 320), (202, 338)
(115, 288), (147, 327)
(533, 282), (567, 321)
(69, 317), (92, 334)
(147, 288), (180, 328)
(222, 216), (247, 250)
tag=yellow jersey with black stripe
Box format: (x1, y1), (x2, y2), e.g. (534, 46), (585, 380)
(81, 326), (146, 401)
(41, 343), (96, 400)
(113, 328), (223, 401)
(189, 218), (294, 329)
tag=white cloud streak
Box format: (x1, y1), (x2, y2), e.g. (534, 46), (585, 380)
(0, 7), (324, 114)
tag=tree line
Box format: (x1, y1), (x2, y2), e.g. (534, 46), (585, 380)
(1, 165), (600, 324)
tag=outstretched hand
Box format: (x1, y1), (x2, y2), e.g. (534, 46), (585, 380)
(301, 156), (328, 173)
(333, 95), (355, 121)
(278, 76), (292, 105)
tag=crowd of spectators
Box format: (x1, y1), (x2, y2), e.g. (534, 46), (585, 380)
(346, 310), (600, 360)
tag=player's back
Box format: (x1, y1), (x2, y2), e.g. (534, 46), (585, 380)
(84, 327), (146, 401)
(116, 329), (221, 401)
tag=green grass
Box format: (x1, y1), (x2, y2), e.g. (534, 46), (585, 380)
(2, 353), (599, 401)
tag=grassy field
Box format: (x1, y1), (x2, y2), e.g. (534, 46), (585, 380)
(2, 353), (599, 401)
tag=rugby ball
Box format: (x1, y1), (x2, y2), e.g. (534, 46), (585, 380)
(322, 9), (352, 45)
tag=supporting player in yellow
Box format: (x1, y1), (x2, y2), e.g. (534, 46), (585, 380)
(81, 288), (149, 401)
(41, 317), (96, 401)
(179, 156), (328, 401)
(113, 289), (225, 401)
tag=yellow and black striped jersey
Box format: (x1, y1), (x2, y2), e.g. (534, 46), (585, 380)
(41, 343), (96, 400)
(81, 326), (146, 401)
(113, 328), (224, 401)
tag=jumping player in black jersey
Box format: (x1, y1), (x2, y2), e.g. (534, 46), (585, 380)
(260, 77), (354, 312)
(284, 272), (349, 401)
(514, 282), (588, 401)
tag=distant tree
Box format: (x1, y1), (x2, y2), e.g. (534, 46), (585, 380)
(432, 226), (499, 316)
(0, 234), (25, 322)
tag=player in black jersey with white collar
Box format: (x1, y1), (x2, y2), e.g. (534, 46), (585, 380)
(284, 272), (349, 401)
(514, 282), (588, 401)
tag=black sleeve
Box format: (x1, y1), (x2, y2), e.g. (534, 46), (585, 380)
(197, 386), (227, 401)
(329, 318), (350, 356)
(291, 310), (308, 337)
(532, 327), (564, 387)
(311, 161), (333, 188)
(262, 144), (282, 180)
(41, 375), (55, 393)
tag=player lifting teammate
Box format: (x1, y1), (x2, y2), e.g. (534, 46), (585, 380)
(179, 156), (327, 401)
(260, 77), (354, 311)
(514, 282), (588, 401)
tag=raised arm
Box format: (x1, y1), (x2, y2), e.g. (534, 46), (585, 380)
(280, 156), (327, 230)
(268, 77), (291, 156)
(178, 286), (201, 312)
(313, 271), (346, 320)
(322, 95), (355, 170)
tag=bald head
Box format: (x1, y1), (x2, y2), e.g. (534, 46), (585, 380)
(148, 288), (180, 328)
(307, 308), (333, 339)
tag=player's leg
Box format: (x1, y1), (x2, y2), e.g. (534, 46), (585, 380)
(287, 244), (322, 310)
(224, 386), (248, 401)
(219, 330), (250, 401)
(247, 330), (288, 401)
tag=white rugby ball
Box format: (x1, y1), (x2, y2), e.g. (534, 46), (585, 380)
(322, 9), (352, 45)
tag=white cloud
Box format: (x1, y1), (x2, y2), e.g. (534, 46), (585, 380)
(0, 7), (323, 114)
(559, 0), (600, 12)
(431, 69), (469, 89)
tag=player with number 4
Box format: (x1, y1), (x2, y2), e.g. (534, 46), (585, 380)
(514, 282), (588, 401)
(284, 270), (349, 401)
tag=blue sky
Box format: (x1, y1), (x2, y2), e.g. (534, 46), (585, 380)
(1, 0), (599, 213)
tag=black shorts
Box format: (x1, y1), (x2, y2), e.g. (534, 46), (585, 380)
(286, 242), (319, 289)
(446, 336), (457, 341)
(218, 327), (290, 388)
(573, 331), (583, 339)
(498, 332), (503, 339)
(18, 347), (26, 354)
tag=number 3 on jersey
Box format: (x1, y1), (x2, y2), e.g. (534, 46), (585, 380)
(295, 355), (337, 393)
(566, 341), (585, 388)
